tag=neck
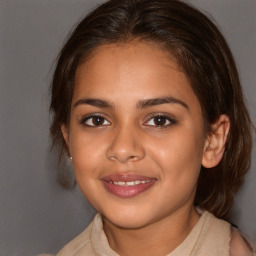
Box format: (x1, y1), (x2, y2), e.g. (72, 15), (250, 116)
(103, 205), (200, 256)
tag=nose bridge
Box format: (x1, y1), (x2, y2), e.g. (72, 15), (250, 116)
(106, 123), (145, 163)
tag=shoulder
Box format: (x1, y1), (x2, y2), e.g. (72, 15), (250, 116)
(206, 212), (254, 256)
(229, 227), (254, 256)
(56, 219), (95, 256)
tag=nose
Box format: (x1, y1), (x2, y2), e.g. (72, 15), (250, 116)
(106, 125), (145, 163)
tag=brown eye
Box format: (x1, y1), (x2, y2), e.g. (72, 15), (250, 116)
(82, 115), (110, 127)
(92, 116), (104, 126)
(153, 116), (169, 126)
(145, 115), (176, 127)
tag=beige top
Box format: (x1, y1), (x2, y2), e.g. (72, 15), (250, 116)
(55, 211), (234, 256)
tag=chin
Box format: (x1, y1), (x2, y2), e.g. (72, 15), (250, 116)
(101, 205), (156, 229)
(108, 215), (151, 229)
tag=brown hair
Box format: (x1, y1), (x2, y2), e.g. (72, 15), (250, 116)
(50, 0), (253, 218)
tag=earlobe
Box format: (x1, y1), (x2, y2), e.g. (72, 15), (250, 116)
(61, 124), (72, 157)
(61, 124), (69, 147)
(202, 115), (230, 168)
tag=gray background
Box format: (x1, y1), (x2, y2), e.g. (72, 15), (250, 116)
(0, 0), (255, 255)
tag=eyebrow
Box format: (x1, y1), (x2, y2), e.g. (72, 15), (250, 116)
(137, 96), (189, 109)
(74, 98), (114, 108)
(73, 96), (188, 109)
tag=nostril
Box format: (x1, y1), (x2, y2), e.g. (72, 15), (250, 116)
(129, 155), (138, 160)
(107, 153), (143, 163)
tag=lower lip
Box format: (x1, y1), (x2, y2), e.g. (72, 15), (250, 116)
(102, 180), (156, 198)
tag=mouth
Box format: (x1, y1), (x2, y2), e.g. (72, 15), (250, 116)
(101, 174), (157, 198)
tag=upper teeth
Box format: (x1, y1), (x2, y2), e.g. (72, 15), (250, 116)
(111, 180), (151, 186)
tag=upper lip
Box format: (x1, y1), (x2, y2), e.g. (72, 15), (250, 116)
(100, 173), (157, 182)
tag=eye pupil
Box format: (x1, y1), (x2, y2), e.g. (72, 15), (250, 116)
(154, 116), (166, 126)
(92, 116), (104, 126)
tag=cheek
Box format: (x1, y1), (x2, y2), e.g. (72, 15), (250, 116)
(69, 129), (105, 179)
(149, 131), (204, 209)
(149, 126), (204, 180)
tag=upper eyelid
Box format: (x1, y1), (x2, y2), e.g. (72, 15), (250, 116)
(144, 113), (177, 121)
(80, 113), (111, 124)
(80, 112), (109, 119)
(144, 113), (177, 126)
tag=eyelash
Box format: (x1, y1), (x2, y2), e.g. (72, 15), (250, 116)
(144, 114), (177, 128)
(80, 114), (177, 128)
(80, 114), (111, 127)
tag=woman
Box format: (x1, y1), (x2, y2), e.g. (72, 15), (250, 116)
(48, 0), (255, 255)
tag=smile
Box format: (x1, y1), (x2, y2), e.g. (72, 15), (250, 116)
(101, 174), (157, 198)
(110, 180), (152, 186)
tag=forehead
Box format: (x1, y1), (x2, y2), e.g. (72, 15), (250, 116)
(73, 41), (200, 110)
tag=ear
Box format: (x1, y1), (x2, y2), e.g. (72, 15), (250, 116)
(61, 124), (70, 150)
(202, 115), (230, 168)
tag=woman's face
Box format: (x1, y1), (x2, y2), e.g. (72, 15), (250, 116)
(63, 41), (207, 229)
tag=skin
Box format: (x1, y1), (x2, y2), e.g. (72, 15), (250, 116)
(62, 41), (230, 256)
